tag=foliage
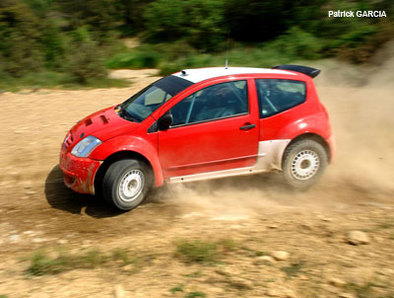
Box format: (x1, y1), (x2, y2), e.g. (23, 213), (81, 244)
(186, 292), (206, 298)
(176, 240), (219, 264)
(67, 39), (107, 83)
(106, 44), (162, 69)
(280, 260), (305, 278)
(117, 36), (312, 76)
(27, 249), (108, 276)
(0, 0), (392, 89)
(55, 0), (119, 44)
(0, 0), (44, 77)
(344, 282), (376, 298)
(144, 0), (226, 51)
(169, 284), (185, 293)
(224, 0), (289, 42)
(267, 26), (324, 60)
(26, 248), (147, 276)
(115, 0), (154, 36)
(0, 71), (128, 91)
(315, 0), (394, 63)
(175, 238), (237, 264)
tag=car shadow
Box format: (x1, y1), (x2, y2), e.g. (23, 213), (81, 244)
(45, 165), (124, 218)
(45, 164), (293, 218)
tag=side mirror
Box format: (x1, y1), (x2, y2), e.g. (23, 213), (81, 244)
(158, 113), (173, 131)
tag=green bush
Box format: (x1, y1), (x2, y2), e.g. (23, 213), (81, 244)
(175, 240), (219, 264)
(223, 0), (288, 42)
(0, 0), (45, 77)
(67, 39), (107, 83)
(155, 40), (196, 61)
(267, 27), (324, 60)
(328, 24), (392, 64)
(56, 0), (119, 45)
(41, 20), (67, 70)
(143, 0), (185, 41)
(0, 0), (392, 89)
(26, 248), (146, 276)
(27, 251), (74, 276)
(26, 249), (110, 276)
(157, 41), (298, 75)
(186, 292), (206, 298)
(144, 0), (226, 51)
(106, 48), (161, 69)
(175, 238), (237, 264)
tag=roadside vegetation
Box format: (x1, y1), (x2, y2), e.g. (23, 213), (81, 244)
(175, 238), (237, 264)
(25, 247), (155, 276)
(20, 230), (393, 297)
(0, 0), (392, 90)
(25, 239), (237, 276)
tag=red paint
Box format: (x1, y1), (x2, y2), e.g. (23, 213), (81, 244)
(59, 68), (334, 195)
(157, 78), (259, 178)
(59, 148), (102, 194)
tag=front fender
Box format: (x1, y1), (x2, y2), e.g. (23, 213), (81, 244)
(89, 135), (164, 187)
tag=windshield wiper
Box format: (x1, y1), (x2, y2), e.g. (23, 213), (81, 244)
(117, 104), (140, 122)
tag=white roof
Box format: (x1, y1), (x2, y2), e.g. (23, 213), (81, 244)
(172, 67), (296, 83)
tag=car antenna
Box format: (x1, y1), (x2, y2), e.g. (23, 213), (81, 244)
(225, 31), (230, 69)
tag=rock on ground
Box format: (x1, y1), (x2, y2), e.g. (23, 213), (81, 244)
(347, 231), (370, 245)
(272, 251), (289, 261)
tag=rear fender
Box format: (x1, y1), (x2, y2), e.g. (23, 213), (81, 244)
(277, 113), (331, 141)
(275, 114), (333, 162)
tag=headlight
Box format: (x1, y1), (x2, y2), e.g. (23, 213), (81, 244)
(71, 136), (102, 157)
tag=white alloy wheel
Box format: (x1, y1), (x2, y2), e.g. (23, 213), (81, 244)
(103, 159), (152, 211)
(290, 149), (320, 180)
(118, 169), (145, 202)
(282, 140), (328, 189)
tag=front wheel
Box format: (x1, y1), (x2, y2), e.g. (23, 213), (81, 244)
(282, 140), (328, 189)
(102, 159), (152, 211)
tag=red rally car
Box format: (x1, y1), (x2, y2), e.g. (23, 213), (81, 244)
(60, 65), (334, 211)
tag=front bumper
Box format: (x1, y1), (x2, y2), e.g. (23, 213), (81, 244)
(59, 149), (102, 195)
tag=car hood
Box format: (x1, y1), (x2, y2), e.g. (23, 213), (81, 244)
(66, 106), (140, 150)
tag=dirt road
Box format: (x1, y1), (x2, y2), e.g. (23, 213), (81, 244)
(0, 64), (393, 297)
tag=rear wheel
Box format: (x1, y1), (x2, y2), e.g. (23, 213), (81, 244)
(102, 159), (152, 211)
(282, 140), (328, 189)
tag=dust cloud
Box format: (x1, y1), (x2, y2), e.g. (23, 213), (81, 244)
(157, 43), (394, 216)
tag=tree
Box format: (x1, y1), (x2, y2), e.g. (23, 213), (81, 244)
(144, 0), (226, 51)
(0, 0), (44, 76)
(224, 0), (288, 42)
(55, 0), (118, 44)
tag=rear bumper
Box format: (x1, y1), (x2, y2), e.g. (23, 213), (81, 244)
(59, 149), (102, 195)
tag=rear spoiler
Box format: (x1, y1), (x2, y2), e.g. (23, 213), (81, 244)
(272, 64), (321, 78)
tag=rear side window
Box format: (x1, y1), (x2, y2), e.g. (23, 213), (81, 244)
(256, 79), (306, 118)
(170, 80), (248, 126)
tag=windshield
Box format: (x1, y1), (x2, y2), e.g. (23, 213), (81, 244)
(119, 75), (194, 122)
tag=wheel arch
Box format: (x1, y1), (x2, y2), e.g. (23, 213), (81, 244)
(282, 133), (332, 167)
(94, 150), (155, 196)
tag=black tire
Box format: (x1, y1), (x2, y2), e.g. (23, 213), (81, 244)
(102, 159), (152, 211)
(282, 140), (328, 189)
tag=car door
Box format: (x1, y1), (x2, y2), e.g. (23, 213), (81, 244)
(255, 78), (307, 141)
(158, 79), (259, 179)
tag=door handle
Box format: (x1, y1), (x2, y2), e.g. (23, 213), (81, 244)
(240, 123), (256, 131)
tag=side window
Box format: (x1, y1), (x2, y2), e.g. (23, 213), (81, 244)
(171, 80), (248, 126)
(256, 79), (306, 118)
